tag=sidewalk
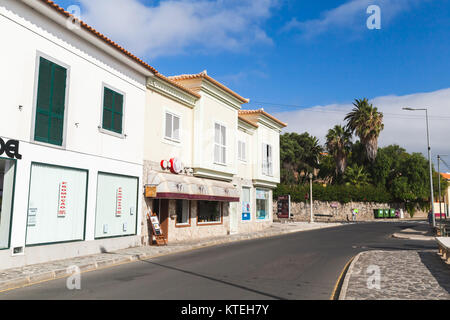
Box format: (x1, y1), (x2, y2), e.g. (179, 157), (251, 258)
(391, 222), (435, 241)
(339, 250), (450, 300)
(0, 221), (341, 292)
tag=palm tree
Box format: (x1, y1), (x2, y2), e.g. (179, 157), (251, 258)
(344, 164), (371, 187)
(344, 98), (384, 162)
(326, 125), (352, 176)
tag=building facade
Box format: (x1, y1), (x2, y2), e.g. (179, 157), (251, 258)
(0, 0), (287, 269)
(0, 0), (155, 269)
(142, 72), (286, 244)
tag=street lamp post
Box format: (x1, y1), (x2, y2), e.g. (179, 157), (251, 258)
(437, 155), (448, 229)
(309, 173), (314, 223)
(402, 107), (435, 227)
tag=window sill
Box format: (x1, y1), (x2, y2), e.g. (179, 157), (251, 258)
(163, 137), (181, 146)
(31, 140), (65, 150)
(197, 221), (222, 226)
(214, 162), (227, 167)
(98, 127), (126, 139)
(175, 222), (191, 228)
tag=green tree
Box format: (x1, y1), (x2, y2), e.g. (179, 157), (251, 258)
(345, 98), (384, 162)
(280, 132), (324, 184)
(370, 145), (406, 187)
(344, 164), (371, 187)
(326, 125), (353, 176)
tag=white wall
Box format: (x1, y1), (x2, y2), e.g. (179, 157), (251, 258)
(0, 0), (146, 269)
(144, 90), (194, 167)
(193, 93), (238, 179)
(253, 123), (281, 185)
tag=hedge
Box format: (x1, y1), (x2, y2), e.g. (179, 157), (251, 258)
(274, 184), (394, 204)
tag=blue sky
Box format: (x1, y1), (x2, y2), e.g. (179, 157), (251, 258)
(52, 0), (450, 160)
(53, 0), (450, 111)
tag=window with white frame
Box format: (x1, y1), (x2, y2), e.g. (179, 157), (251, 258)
(176, 200), (190, 225)
(214, 123), (226, 164)
(238, 140), (246, 162)
(262, 143), (273, 176)
(165, 112), (180, 141)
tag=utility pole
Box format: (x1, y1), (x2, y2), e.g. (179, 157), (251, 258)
(402, 107), (435, 227)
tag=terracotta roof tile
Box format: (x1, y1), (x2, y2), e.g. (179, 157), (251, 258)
(441, 173), (450, 180)
(37, 0), (200, 99)
(239, 108), (287, 128)
(169, 71), (249, 104)
(238, 115), (258, 128)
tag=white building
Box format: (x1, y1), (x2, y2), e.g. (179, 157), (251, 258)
(0, 0), (287, 269)
(142, 71), (286, 243)
(0, 0), (155, 269)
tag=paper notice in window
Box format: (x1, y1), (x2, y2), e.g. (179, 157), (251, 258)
(116, 187), (123, 216)
(58, 182), (68, 217)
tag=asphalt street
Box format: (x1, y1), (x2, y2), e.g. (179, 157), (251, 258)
(0, 221), (436, 300)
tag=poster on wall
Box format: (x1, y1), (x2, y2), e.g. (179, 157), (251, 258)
(256, 189), (266, 200)
(242, 202), (251, 221)
(116, 187), (123, 216)
(57, 182), (68, 217)
(277, 195), (291, 219)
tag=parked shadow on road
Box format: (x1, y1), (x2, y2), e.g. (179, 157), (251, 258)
(139, 260), (286, 300)
(418, 251), (450, 294)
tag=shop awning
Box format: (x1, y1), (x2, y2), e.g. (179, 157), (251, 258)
(146, 172), (240, 202)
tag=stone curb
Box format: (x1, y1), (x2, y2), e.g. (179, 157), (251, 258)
(339, 251), (363, 300)
(392, 232), (435, 241)
(0, 223), (342, 292)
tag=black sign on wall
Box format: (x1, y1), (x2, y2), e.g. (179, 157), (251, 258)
(0, 138), (22, 159)
(277, 195), (291, 219)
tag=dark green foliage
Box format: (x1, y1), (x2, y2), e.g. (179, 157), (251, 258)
(274, 183), (393, 203)
(280, 132), (324, 184)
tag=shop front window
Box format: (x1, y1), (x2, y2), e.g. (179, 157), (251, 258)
(94, 172), (138, 239)
(256, 189), (269, 220)
(198, 201), (221, 224)
(176, 200), (190, 225)
(26, 163), (87, 246)
(0, 159), (16, 249)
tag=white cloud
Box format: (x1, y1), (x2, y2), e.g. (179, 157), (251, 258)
(77, 0), (276, 58)
(274, 88), (450, 165)
(284, 0), (425, 39)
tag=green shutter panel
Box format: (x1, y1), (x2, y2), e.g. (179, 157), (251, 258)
(49, 64), (67, 145)
(102, 88), (113, 131)
(113, 92), (123, 133)
(36, 58), (52, 112)
(35, 58), (52, 142)
(35, 58), (67, 145)
(102, 88), (123, 134)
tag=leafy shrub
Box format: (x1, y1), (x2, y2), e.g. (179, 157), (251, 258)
(274, 183), (393, 203)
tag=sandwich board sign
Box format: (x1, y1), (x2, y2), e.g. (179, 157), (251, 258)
(148, 213), (166, 246)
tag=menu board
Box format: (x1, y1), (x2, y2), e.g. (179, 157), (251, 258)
(277, 195), (291, 219)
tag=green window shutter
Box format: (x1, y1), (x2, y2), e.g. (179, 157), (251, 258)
(102, 87), (123, 134)
(35, 57), (67, 146)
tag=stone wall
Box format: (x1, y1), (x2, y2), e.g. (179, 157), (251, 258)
(273, 200), (428, 222)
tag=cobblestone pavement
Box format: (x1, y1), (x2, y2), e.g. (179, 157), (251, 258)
(0, 221), (341, 292)
(341, 250), (450, 300)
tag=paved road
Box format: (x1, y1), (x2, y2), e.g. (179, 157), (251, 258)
(0, 221), (436, 300)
